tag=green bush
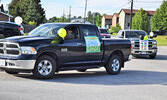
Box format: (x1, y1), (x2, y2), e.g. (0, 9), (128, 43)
(110, 23), (121, 33)
(28, 21), (37, 25)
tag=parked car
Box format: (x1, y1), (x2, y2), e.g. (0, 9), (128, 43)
(0, 21), (24, 38)
(117, 30), (157, 59)
(0, 23), (131, 79)
(99, 28), (111, 38)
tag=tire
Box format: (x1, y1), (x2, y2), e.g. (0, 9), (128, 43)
(149, 54), (156, 59)
(105, 54), (122, 75)
(5, 70), (19, 74)
(33, 55), (57, 79)
(4, 30), (13, 37)
(77, 69), (87, 72)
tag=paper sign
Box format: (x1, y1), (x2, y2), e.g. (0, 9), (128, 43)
(140, 40), (148, 51)
(84, 36), (101, 53)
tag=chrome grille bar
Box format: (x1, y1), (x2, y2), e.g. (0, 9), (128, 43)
(0, 42), (21, 57)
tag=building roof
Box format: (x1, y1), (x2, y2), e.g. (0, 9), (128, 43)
(0, 4), (13, 18)
(119, 9), (156, 16)
(103, 15), (113, 19)
(113, 13), (119, 17)
(0, 11), (13, 18)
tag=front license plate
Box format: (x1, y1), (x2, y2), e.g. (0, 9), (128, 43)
(0, 60), (5, 66)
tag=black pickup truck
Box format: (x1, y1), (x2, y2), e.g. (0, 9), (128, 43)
(0, 21), (24, 38)
(0, 23), (131, 79)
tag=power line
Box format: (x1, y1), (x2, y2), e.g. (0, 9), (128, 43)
(105, 1), (131, 14)
(134, 0), (162, 3)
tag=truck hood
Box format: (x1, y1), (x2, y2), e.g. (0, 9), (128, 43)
(1, 36), (53, 43)
(0, 36), (53, 46)
(130, 38), (155, 41)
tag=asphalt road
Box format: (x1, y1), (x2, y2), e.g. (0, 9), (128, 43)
(0, 46), (167, 100)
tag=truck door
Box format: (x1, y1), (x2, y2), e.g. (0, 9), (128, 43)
(59, 25), (85, 66)
(80, 25), (103, 65)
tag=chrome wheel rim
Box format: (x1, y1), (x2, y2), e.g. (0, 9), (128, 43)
(38, 60), (52, 76)
(111, 59), (120, 72)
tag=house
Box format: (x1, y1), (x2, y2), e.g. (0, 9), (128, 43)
(101, 15), (112, 28)
(119, 9), (156, 30)
(112, 13), (119, 27)
(0, 4), (13, 21)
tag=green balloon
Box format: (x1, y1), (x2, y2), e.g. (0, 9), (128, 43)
(144, 35), (148, 40)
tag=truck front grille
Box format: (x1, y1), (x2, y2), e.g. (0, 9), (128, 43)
(0, 42), (21, 57)
(134, 41), (153, 48)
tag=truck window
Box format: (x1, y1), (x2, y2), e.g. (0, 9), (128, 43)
(117, 30), (124, 38)
(65, 26), (79, 40)
(125, 31), (148, 38)
(81, 25), (97, 36)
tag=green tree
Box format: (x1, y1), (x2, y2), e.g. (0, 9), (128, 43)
(87, 11), (93, 23)
(9, 0), (45, 25)
(48, 16), (58, 23)
(132, 8), (150, 32)
(151, 0), (167, 32)
(78, 16), (82, 19)
(96, 14), (102, 27)
(24, 0), (40, 24)
(110, 23), (122, 33)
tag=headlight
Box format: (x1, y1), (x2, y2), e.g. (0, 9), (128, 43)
(20, 46), (37, 54)
(153, 41), (157, 45)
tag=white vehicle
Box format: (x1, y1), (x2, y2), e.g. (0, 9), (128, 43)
(117, 30), (157, 59)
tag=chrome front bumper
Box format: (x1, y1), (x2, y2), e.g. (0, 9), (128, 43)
(131, 48), (157, 55)
(0, 59), (36, 70)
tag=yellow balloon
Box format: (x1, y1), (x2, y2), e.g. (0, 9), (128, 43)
(58, 28), (67, 38)
(144, 35), (148, 40)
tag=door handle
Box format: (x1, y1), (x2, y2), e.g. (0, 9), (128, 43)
(77, 43), (83, 46)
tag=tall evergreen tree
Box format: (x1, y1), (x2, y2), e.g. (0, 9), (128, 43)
(24, 0), (40, 25)
(132, 8), (150, 32)
(9, 0), (45, 25)
(151, 0), (167, 32)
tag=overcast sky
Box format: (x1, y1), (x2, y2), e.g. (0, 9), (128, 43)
(1, 0), (163, 19)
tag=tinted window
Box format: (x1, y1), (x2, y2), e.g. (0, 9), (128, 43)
(100, 29), (109, 34)
(81, 25), (97, 36)
(65, 26), (79, 40)
(125, 31), (148, 38)
(28, 24), (65, 37)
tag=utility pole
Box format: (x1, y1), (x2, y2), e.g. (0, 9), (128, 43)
(84, 0), (88, 23)
(130, 0), (133, 29)
(63, 9), (65, 22)
(69, 5), (71, 22)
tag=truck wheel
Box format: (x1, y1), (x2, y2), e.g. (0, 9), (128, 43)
(149, 54), (156, 59)
(77, 69), (87, 72)
(105, 55), (122, 75)
(5, 70), (19, 74)
(4, 30), (13, 37)
(33, 55), (57, 79)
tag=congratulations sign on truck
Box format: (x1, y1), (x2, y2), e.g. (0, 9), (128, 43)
(84, 36), (101, 53)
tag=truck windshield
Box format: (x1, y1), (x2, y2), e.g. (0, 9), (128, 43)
(100, 29), (109, 34)
(28, 24), (65, 37)
(125, 31), (148, 38)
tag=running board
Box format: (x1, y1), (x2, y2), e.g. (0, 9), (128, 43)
(59, 65), (101, 71)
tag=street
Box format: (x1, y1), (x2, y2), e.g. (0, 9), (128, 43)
(0, 46), (167, 100)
